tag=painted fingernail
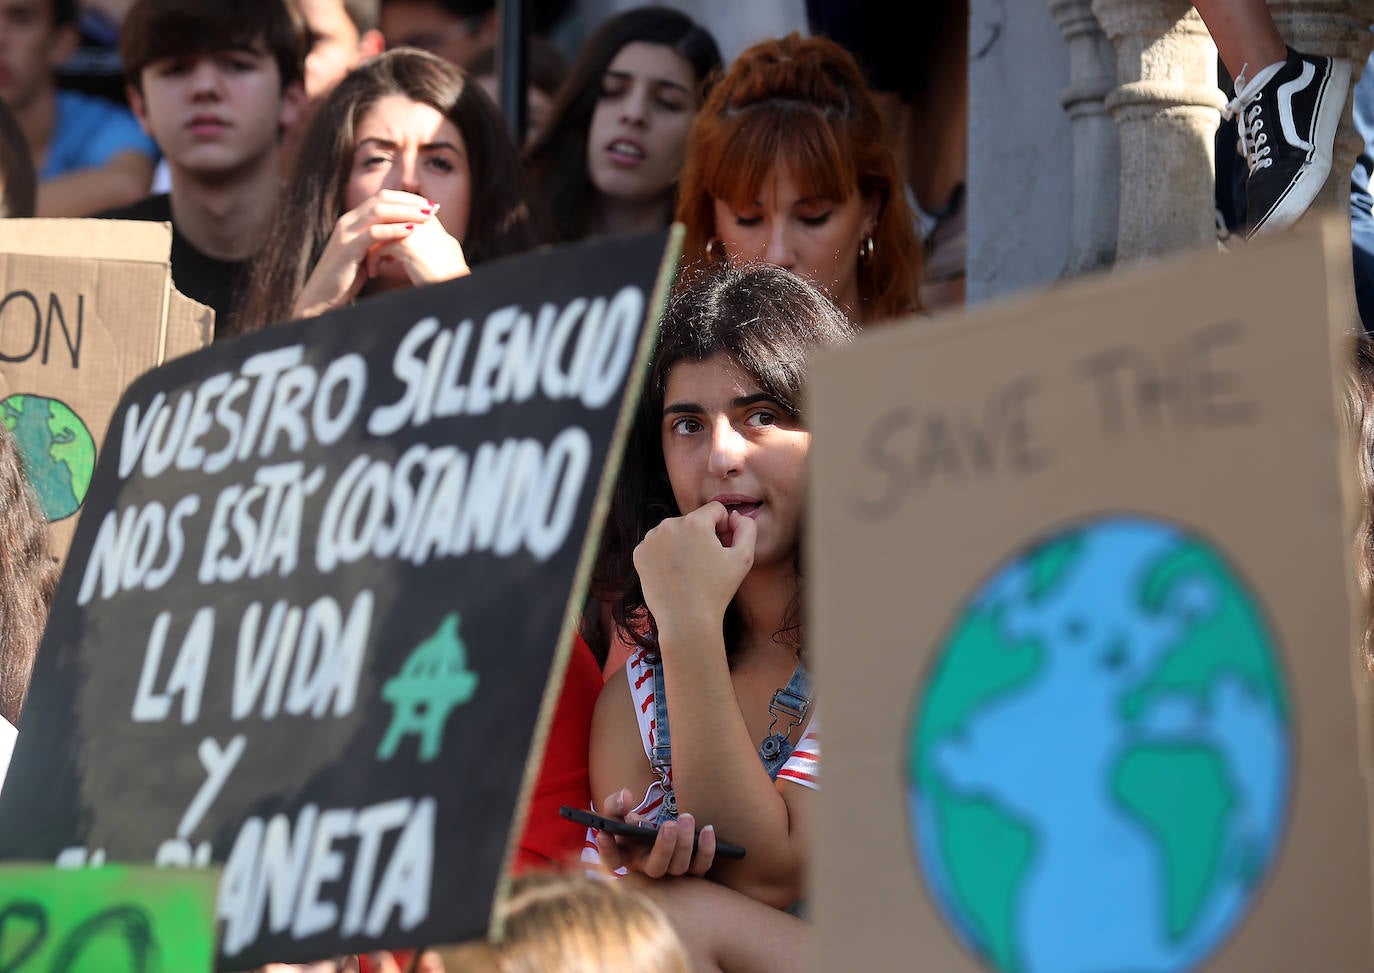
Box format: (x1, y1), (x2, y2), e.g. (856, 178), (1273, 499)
(405, 224), (415, 230)
(419, 207), (433, 215)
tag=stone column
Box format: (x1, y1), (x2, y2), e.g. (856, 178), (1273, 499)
(1092, 0), (1224, 262)
(1267, 0), (1374, 216)
(966, 0), (1074, 303)
(1049, 0), (1121, 274)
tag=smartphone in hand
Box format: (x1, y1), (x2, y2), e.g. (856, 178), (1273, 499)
(559, 805), (747, 860)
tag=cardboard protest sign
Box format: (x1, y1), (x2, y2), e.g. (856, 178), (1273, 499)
(808, 218), (1369, 971)
(0, 219), (211, 560)
(0, 229), (676, 967)
(0, 864), (219, 972)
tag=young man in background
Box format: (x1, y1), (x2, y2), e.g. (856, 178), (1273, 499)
(298, 0), (384, 101)
(280, 0), (384, 174)
(0, 0), (157, 215)
(100, 0), (306, 339)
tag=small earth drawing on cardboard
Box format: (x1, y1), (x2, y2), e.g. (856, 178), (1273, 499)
(907, 515), (1292, 973)
(2, 393), (96, 522)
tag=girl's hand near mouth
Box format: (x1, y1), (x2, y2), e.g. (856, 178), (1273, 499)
(634, 501), (756, 640)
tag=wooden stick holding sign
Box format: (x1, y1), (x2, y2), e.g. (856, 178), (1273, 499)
(0, 228), (679, 968)
(0, 864), (219, 972)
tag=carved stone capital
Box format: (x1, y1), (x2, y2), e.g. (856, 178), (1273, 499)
(1049, 0), (1120, 273)
(1091, 0), (1222, 261)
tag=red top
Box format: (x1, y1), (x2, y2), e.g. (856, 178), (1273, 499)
(512, 632), (602, 871)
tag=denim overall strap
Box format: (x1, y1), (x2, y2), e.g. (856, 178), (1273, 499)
(648, 661), (812, 824)
(649, 661), (677, 824)
(768, 662), (815, 920)
(757, 663), (812, 776)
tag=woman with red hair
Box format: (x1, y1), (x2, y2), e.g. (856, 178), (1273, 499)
(675, 33), (922, 325)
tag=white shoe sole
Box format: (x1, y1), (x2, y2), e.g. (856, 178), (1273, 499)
(1249, 57), (1354, 238)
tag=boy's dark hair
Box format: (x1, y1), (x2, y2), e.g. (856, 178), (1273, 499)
(342, 0), (380, 34)
(121, 0), (307, 93)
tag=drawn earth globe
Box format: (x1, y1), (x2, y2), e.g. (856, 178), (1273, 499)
(1, 393), (96, 521)
(907, 515), (1291, 973)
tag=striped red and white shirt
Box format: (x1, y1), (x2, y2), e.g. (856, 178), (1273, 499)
(582, 648), (820, 869)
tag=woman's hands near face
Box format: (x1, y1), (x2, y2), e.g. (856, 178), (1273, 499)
(593, 788), (717, 879)
(633, 502), (756, 637)
(291, 190), (467, 320)
(365, 204), (470, 286)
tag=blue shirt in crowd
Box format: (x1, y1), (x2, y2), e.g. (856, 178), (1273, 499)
(39, 90), (158, 181)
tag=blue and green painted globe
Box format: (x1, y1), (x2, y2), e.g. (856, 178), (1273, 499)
(908, 515), (1291, 973)
(1, 393), (95, 521)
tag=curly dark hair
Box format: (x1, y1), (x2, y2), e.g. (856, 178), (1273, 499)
(592, 264), (855, 663)
(0, 424), (56, 726)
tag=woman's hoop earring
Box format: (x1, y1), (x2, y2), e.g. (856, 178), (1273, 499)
(859, 236), (876, 262)
(705, 237), (725, 263)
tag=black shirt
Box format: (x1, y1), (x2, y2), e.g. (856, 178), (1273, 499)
(96, 193), (247, 340)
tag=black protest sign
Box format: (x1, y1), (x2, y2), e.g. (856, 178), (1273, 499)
(0, 229), (675, 967)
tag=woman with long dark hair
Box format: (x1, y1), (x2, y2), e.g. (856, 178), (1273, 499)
(587, 265), (854, 921)
(524, 7), (719, 242)
(237, 47), (546, 333)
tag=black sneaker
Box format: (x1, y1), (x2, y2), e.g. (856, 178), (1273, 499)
(1223, 47), (1351, 239)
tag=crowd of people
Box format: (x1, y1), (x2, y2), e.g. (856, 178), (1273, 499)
(0, 0), (939, 969)
(2, 0), (1374, 970)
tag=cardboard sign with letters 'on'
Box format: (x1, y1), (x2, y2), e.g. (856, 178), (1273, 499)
(0, 229), (676, 968)
(0, 219), (211, 559)
(808, 218), (1369, 972)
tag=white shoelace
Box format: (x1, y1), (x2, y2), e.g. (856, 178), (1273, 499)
(1223, 61), (1286, 176)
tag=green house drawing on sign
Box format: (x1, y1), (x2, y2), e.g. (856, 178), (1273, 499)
(377, 613), (479, 762)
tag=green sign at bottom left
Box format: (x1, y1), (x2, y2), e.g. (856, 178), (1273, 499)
(0, 864), (219, 973)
